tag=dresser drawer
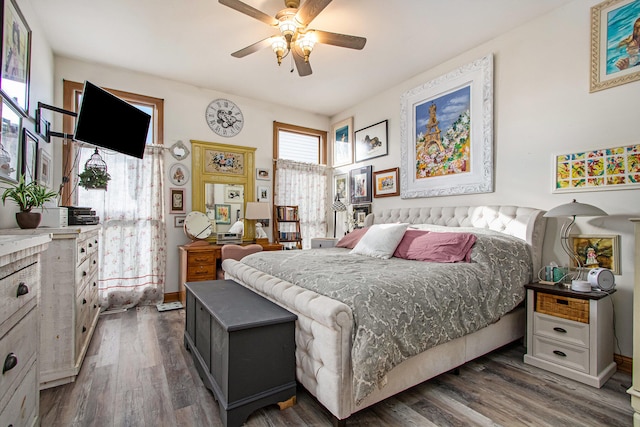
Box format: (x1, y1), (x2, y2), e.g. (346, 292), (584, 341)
(532, 335), (589, 373)
(0, 360), (38, 427)
(188, 252), (216, 266)
(0, 308), (37, 403)
(533, 312), (589, 348)
(0, 259), (38, 332)
(186, 264), (216, 282)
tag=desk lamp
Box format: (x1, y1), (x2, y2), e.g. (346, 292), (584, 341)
(245, 202), (271, 243)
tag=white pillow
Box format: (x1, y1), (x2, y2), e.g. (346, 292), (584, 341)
(350, 223), (409, 259)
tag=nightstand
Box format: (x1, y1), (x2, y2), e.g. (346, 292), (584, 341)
(523, 282), (616, 387)
(310, 238), (338, 248)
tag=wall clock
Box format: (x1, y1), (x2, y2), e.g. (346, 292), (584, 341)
(206, 98), (244, 137)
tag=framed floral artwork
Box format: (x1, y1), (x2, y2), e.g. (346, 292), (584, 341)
(170, 187), (185, 213)
(355, 120), (388, 163)
(1, 0), (31, 115)
(332, 117), (353, 167)
(569, 234), (620, 274)
(349, 165), (372, 204)
(373, 167), (399, 198)
(590, 0), (640, 92)
(400, 54), (493, 198)
(214, 204), (231, 224)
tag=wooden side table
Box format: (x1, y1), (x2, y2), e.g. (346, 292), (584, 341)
(184, 280), (297, 427)
(523, 282), (616, 387)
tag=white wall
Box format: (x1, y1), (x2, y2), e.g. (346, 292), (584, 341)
(331, 0), (639, 357)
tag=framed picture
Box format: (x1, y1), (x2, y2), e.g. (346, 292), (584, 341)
(373, 167), (399, 198)
(21, 128), (37, 183)
(0, 98), (21, 183)
(224, 184), (244, 202)
(333, 172), (348, 202)
(1, 0), (31, 115)
(174, 215), (186, 228)
(400, 54), (493, 199)
(352, 204), (371, 229)
(355, 120), (388, 163)
(349, 165), (372, 204)
(590, 0), (640, 92)
(256, 167), (271, 180)
(553, 143), (640, 193)
(257, 185), (270, 202)
(169, 162), (189, 186)
(203, 148), (244, 175)
(332, 117), (353, 167)
(170, 187), (185, 213)
(569, 234), (621, 274)
(214, 204), (231, 224)
(38, 148), (51, 187)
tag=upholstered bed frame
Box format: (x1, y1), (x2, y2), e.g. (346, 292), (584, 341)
(223, 205), (547, 423)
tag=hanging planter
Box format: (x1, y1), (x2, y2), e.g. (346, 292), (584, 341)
(79, 149), (111, 190)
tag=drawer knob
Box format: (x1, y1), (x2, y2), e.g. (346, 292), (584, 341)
(80, 248), (86, 253)
(553, 327), (567, 333)
(82, 326), (87, 333)
(83, 298), (87, 305)
(88, 243), (93, 248)
(93, 282), (97, 287)
(3, 353), (18, 374)
(16, 282), (29, 297)
(83, 271), (87, 277)
(93, 260), (97, 265)
(553, 350), (567, 358)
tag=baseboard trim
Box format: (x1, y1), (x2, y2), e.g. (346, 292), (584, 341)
(614, 353), (632, 375)
(163, 292), (180, 303)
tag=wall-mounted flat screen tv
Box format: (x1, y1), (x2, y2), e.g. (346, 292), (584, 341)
(74, 81), (151, 159)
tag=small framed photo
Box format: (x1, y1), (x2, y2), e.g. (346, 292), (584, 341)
(170, 187), (185, 213)
(21, 128), (38, 184)
(352, 204), (371, 229)
(1, 0), (31, 115)
(256, 167), (271, 180)
(0, 98), (21, 183)
(569, 234), (621, 274)
(354, 120), (388, 163)
(257, 185), (270, 202)
(224, 184), (244, 203)
(174, 215), (186, 228)
(214, 203), (231, 224)
(350, 165), (372, 204)
(373, 167), (399, 198)
(334, 172), (348, 202)
(332, 117), (353, 167)
(38, 148), (51, 187)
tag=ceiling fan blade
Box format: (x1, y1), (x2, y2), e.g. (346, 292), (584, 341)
(295, 0), (332, 27)
(219, 0), (278, 26)
(314, 30), (366, 50)
(231, 37), (273, 58)
(293, 45), (313, 76)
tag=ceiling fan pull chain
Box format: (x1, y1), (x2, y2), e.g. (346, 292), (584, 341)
(290, 52), (294, 73)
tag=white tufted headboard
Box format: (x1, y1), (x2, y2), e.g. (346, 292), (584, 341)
(368, 205), (547, 274)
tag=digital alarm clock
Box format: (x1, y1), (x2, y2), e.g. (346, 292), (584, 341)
(587, 268), (615, 291)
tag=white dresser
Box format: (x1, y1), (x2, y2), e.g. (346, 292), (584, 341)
(0, 226), (102, 389)
(0, 234), (51, 427)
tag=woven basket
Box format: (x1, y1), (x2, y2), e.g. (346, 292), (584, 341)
(536, 292), (589, 323)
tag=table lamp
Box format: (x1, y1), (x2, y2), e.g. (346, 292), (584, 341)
(331, 195), (347, 238)
(544, 199), (607, 290)
(245, 202), (271, 244)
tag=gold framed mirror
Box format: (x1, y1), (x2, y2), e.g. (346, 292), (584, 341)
(191, 140), (256, 242)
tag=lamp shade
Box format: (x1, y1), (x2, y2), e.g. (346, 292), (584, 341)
(544, 199), (607, 218)
(245, 202), (271, 220)
(332, 195), (347, 212)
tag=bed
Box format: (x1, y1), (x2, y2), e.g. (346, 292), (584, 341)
(222, 205), (547, 424)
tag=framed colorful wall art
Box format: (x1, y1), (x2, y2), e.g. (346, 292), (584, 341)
(332, 117), (353, 167)
(349, 165), (372, 204)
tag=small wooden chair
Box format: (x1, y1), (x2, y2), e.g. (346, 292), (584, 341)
(217, 244), (263, 280)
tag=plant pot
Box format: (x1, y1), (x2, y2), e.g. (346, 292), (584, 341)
(16, 212), (42, 229)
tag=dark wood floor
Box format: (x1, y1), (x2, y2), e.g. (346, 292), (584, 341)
(40, 306), (633, 426)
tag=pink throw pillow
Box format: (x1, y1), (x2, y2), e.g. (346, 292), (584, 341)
(336, 227), (370, 249)
(394, 231), (477, 263)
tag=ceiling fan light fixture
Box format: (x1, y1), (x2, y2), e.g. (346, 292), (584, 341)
(297, 32), (316, 63)
(277, 9), (297, 40)
(271, 36), (287, 65)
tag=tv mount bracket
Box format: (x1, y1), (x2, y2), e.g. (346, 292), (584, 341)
(35, 101), (77, 142)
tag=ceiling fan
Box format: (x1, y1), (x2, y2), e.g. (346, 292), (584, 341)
(219, 0), (367, 76)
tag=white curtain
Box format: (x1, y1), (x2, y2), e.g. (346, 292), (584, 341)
(274, 159), (328, 249)
(77, 145), (166, 310)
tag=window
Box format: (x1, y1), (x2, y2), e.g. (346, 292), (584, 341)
(273, 121), (327, 165)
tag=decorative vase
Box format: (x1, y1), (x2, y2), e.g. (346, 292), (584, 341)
(16, 212), (42, 229)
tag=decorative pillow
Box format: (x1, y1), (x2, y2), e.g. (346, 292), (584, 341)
(350, 223), (409, 259)
(336, 227), (370, 249)
(394, 231), (477, 263)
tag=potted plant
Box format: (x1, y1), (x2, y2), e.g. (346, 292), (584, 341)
(1, 174), (58, 228)
(78, 167), (111, 190)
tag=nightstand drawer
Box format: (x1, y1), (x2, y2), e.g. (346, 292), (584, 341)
(536, 292), (589, 323)
(533, 312), (589, 348)
(532, 335), (589, 373)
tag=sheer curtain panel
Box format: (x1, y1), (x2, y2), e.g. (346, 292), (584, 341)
(77, 145), (166, 310)
(274, 159), (328, 249)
